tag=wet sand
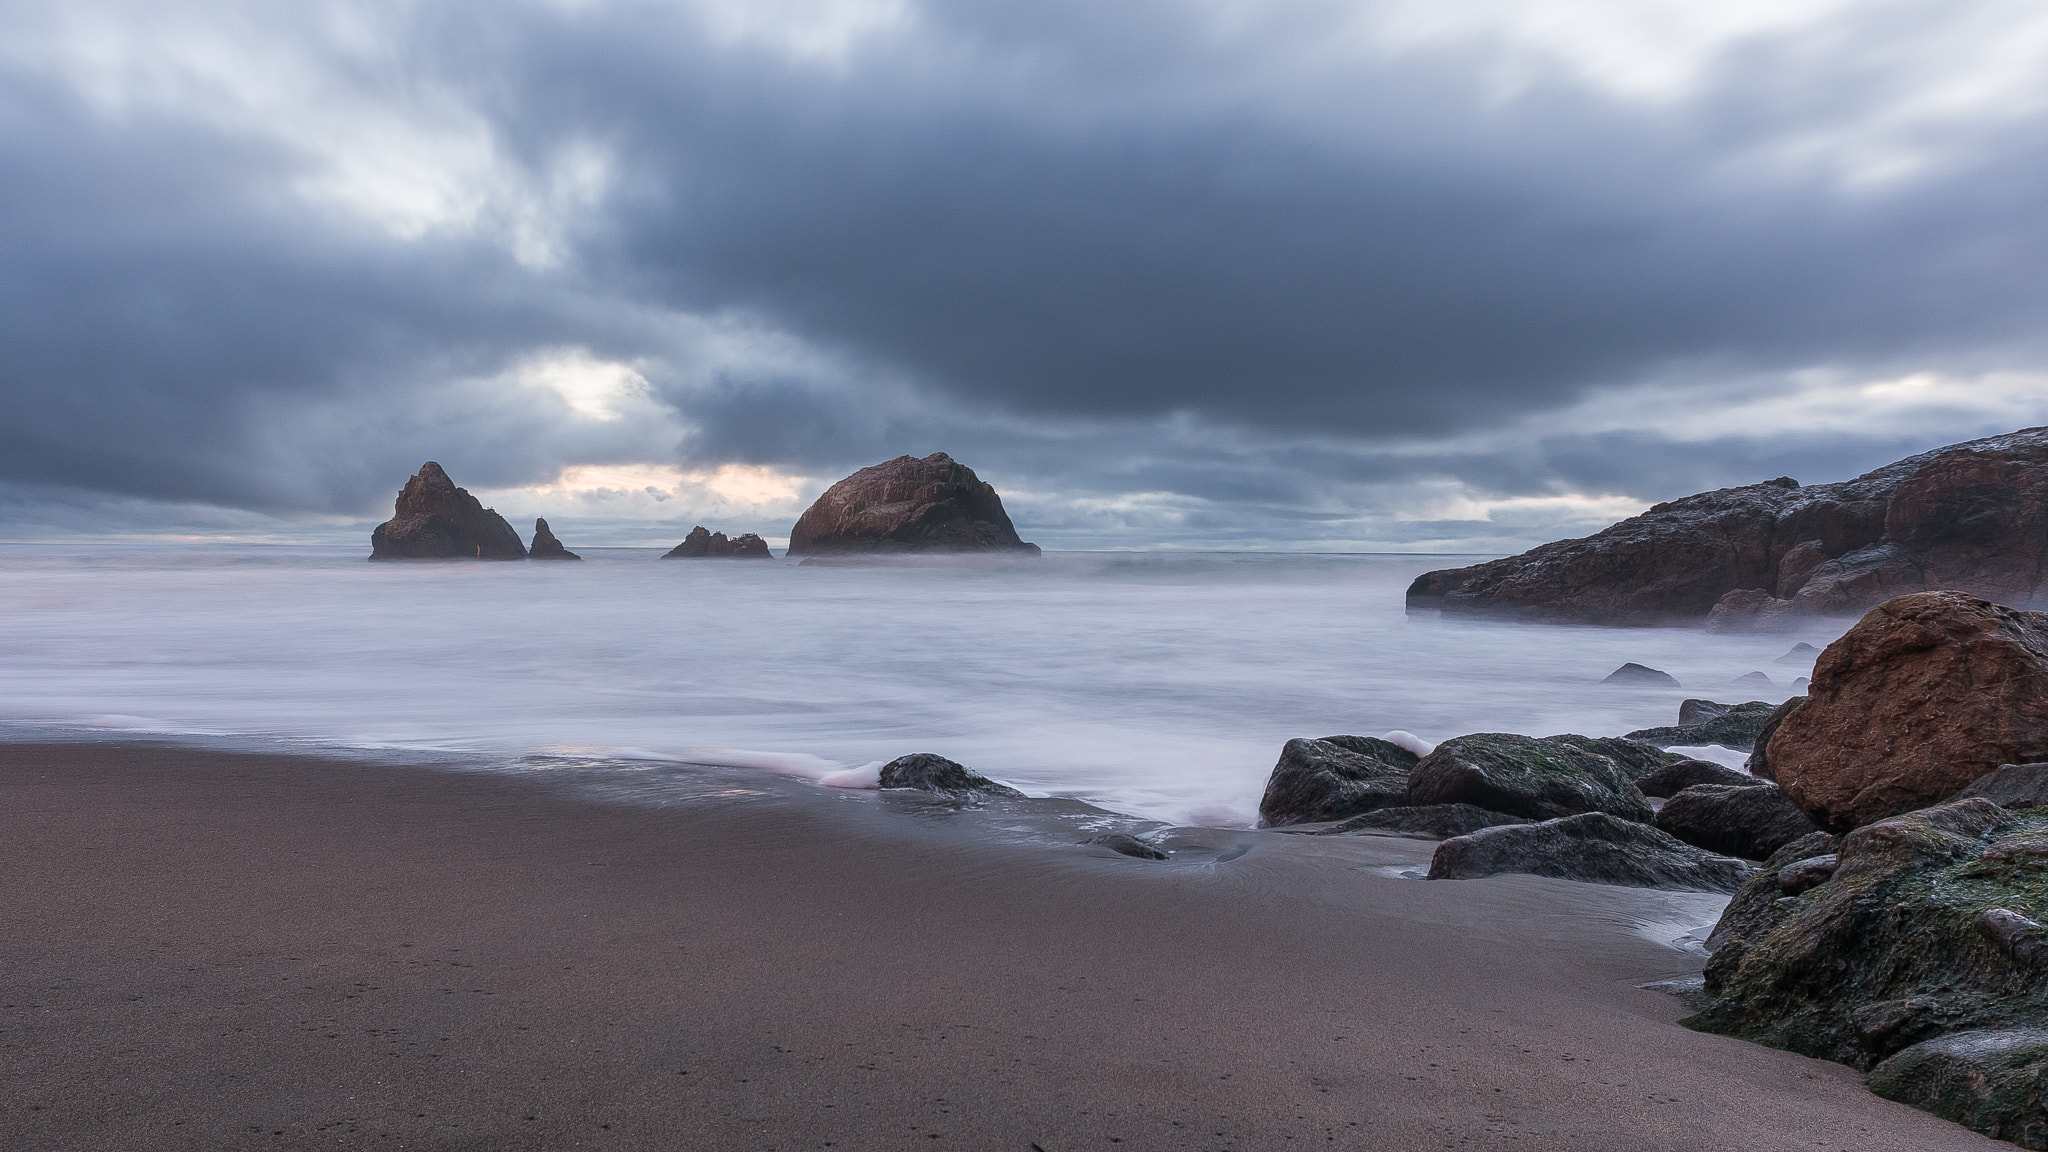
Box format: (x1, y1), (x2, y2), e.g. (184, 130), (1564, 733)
(0, 742), (1998, 1150)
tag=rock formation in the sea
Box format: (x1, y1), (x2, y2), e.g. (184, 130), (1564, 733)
(1626, 700), (1777, 751)
(1257, 736), (1418, 827)
(1686, 799), (2048, 1097)
(877, 753), (1025, 799)
(1955, 763), (2048, 809)
(1406, 733), (1665, 823)
(1653, 783), (1819, 861)
(1405, 426), (2048, 625)
(368, 462), (527, 560)
(1602, 662), (1679, 687)
(1427, 812), (1753, 892)
(785, 452), (1039, 556)
(1636, 758), (1760, 798)
(1315, 803), (1529, 840)
(663, 526), (772, 559)
(528, 518), (581, 560)
(1767, 592), (2048, 832)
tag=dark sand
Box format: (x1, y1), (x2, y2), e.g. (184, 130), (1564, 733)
(0, 743), (1998, 1151)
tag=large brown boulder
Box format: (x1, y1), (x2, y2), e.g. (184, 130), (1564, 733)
(369, 462), (526, 560)
(786, 453), (1038, 556)
(1767, 592), (2048, 832)
(1406, 426), (2048, 624)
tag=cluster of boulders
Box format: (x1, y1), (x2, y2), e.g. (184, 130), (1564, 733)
(367, 452), (1038, 561)
(1405, 426), (2048, 627)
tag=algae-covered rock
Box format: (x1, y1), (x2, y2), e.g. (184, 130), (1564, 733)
(1316, 804), (1528, 840)
(1626, 700), (1779, 751)
(1638, 758), (1760, 798)
(1546, 734), (1685, 782)
(878, 753), (1024, 799)
(1427, 812), (1753, 892)
(1685, 799), (2048, 1070)
(1407, 733), (1658, 823)
(1869, 1029), (2048, 1149)
(1256, 736), (1419, 827)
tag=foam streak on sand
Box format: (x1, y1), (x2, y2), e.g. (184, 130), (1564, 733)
(0, 544), (1837, 825)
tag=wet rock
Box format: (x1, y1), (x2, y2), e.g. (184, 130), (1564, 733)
(1407, 733), (1657, 823)
(877, 753), (1025, 799)
(1405, 427), (2048, 625)
(1653, 783), (1820, 861)
(1769, 591), (2048, 831)
(1678, 698), (1734, 726)
(528, 517), (580, 560)
(1602, 662), (1680, 687)
(1256, 736), (1418, 828)
(786, 452), (1039, 556)
(1427, 812), (1753, 892)
(1869, 1029), (2048, 1149)
(1627, 700), (1777, 751)
(1087, 833), (1168, 861)
(1776, 853), (1838, 895)
(1637, 758), (1762, 798)
(664, 526), (772, 559)
(1685, 798), (2048, 1069)
(1776, 642), (1822, 665)
(1317, 804), (1529, 840)
(369, 462), (527, 560)
(1743, 695), (1805, 781)
(1955, 763), (2048, 810)
(1702, 831), (1839, 956)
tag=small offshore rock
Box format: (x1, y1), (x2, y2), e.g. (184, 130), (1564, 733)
(1733, 671), (1773, 687)
(1603, 662), (1680, 687)
(1427, 812), (1753, 893)
(1407, 733), (1658, 822)
(1637, 758), (1762, 798)
(1654, 783), (1820, 861)
(528, 517), (581, 560)
(1678, 698), (1732, 726)
(1627, 700), (1777, 751)
(664, 525), (773, 559)
(1776, 853), (1838, 896)
(1087, 833), (1168, 861)
(369, 462), (527, 560)
(1317, 804), (1529, 840)
(1954, 763), (2048, 809)
(877, 753), (1024, 799)
(1256, 736), (1418, 828)
(1776, 642), (1822, 665)
(1743, 695), (1806, 781)
(1868, 1029), (2048, 1149)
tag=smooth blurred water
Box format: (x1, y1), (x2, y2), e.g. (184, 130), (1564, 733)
(0, 543), (1847, 826)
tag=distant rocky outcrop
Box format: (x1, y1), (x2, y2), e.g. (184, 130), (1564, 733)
(1257, 736), (1418, 827)
(877, 753), (1024, 799)
(1769, 592), (2048, 832)
(1602, 662), (1679, 687)
(1427, 812), (1753, 892)
(529, 518), (580, 560)
(1406, 426), (2048, 625)
(369, 462), (526, 560)
(664, 526), (772, 559)
(786, 452), (1039, 556)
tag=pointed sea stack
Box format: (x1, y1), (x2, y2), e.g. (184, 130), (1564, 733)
(664, 526), (772, 559)
(529, 518), (581, 560)
(369, 462), (527, 560)
(786, 452), (1038, 557)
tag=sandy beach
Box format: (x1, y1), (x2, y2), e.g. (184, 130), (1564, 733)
(0, 742), (1998, 1150)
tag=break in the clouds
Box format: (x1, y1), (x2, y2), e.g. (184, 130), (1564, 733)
(4, 0), (2048, 549)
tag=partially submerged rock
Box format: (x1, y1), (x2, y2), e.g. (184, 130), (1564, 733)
(368, 462), (527, 560)
(1087, 832), (1168, 860)
(1627, 700), (1777, 751)
(786, 452), (1038, 556)
(1776, 642), (1822, 665)
(877, 753), (1024, 799)
(1869, 1029), (2048, 1150)
(1256, 736), (1418, 828)
(1602, 662), (1679, 687)
(1407, 733), (1659, 823)
(528, 517), (580, 560)
(1637, 758), (1762, 798)
(1769, 591), (2048, 831)
(664, 526), (772, 559)
(1427, 812), (1753, 892)
(1653, 783), (1820, 861)
(1956, 763), (2048, 810)
(1317, 804), (1528, 840)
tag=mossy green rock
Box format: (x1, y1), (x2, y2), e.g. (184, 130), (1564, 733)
(1869, 1029), (2048, 1148)
(1686, 799), (2048, 1072)
(1407, 733), (1661, 822)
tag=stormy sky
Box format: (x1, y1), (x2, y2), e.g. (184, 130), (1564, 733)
(5, 0), (2048, 549)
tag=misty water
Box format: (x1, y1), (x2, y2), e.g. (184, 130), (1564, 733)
(0, 544), (1846, 827)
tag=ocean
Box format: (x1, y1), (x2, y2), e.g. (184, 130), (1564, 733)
(0, 543), (1842, 827)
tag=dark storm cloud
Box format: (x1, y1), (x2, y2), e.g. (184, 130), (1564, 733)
(2, 0), (2047, 538)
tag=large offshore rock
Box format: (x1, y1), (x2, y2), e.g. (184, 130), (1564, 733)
(786, 452), (1038, 556)
(1868, 1029), (2048, 1149)
(1626, 700), (1777, 751)
(1407, 733), (1658, 823)
(1427, 812), (1753, 892)
(528, 517), (581, 560)
(1317, 804), (1529, 840)
(877, 753), (1024, 799)
(1768, 592), (2048, 831)
(1685, 799), (2048, 1071)
(1637, 758), (1762, 798)
(664, 526), (772, 559)
(1405, 426), (2048, 624)
(1256, 736), (1418, 827)
(369, 462), (527, 560)
(1653, 783), (1821, 861)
